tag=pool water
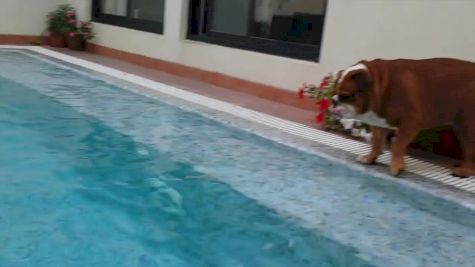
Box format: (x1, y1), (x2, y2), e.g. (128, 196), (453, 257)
(0, 50), (473, 267)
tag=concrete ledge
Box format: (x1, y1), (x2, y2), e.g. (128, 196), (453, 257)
(0, 34), (40, 45)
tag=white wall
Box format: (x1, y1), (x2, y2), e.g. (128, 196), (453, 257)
(65, 0), (91, 21)
(0, 0), (64, 35)
(89, 0), (325, 91)
(69, 0), (475, 91)
(321, 0), (475, 71)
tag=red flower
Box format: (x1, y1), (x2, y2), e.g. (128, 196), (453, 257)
(315, 112), (325, 124)
(298, 88), (305, 99)
(66, 11), (76, 18)
(68, 19), (76, 25)
(319, 98), (330, 112)
(319, 80), (329, 88)
(68, 32), (76, 37)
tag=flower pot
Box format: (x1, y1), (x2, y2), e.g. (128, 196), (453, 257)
(412, 128), (463, 160)
(433, 131), (463, 160)
(67, 34), (85, 51)
(48, 32), (66, 48)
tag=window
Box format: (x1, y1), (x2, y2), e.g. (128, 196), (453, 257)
(92, 0), (165, 34)
(188, 0), (327, 61)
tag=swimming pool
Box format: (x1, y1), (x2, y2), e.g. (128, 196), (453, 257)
(0, 48), (473, 266)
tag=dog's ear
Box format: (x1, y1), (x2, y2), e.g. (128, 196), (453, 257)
(335, 70), (343, 85)
(351, 71), (371, 92)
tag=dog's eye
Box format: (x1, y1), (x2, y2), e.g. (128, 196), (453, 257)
(339, 94), (354, 102)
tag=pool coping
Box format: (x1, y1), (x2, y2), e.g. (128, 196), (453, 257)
(1, 45), (474, 210)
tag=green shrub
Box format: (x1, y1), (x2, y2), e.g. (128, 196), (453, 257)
(46, 4), (77, 34)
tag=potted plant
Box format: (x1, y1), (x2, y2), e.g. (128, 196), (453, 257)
(46, 4), (76, 47)
(412, 127), (463, 159)
(67, 21), (95, 51)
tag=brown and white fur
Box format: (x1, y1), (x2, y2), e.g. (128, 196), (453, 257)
(332, 58), (475, 177)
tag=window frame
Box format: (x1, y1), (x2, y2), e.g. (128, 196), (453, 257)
(91, 0), (164, 34)
(187, 0), (327, 62)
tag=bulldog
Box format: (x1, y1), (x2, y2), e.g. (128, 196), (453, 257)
(332, 58), (475, 177)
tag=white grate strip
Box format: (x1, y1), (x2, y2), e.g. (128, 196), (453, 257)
(2, 45), (474, 194)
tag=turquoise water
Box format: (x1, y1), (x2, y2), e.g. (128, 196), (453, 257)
(0, 76), (371, 267)
(0, 50), (473, 267)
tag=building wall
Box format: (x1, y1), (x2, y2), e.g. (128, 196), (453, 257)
(65, 0), (91, 21)
(4, 0), (474, 92)
(321, 0), (475, 71)
(0, 0), (64, 35)
(85, 0), (326, 91)
(84, 0), (475, 91)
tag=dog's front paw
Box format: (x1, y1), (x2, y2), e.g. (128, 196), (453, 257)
(390, 161), (405, 176)
(452, 166), (474, 178)
(357, 154), (377, 165)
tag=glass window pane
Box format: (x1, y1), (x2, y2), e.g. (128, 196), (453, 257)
(129, 0), (165, 22)
(209, 0), (326, 44)
(210, 0), (253, 36)
(101, 0), (128, 16)
(253, 0), (326, 44)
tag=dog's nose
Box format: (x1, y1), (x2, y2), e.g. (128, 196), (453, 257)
(331, 95), (339, 107)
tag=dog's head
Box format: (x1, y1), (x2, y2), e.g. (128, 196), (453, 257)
(332, 63), (372, 119)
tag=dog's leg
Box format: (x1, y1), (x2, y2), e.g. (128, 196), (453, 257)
(390, 124), (420, 176)
(357, 126), (389, 164)
(452, 121), (475, 178)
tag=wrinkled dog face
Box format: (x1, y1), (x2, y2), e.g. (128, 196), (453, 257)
(332, 64), (371, 119)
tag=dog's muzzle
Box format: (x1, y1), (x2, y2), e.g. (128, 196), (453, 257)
(330, 95), (357, 119)
(331, 95), (339, 107)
